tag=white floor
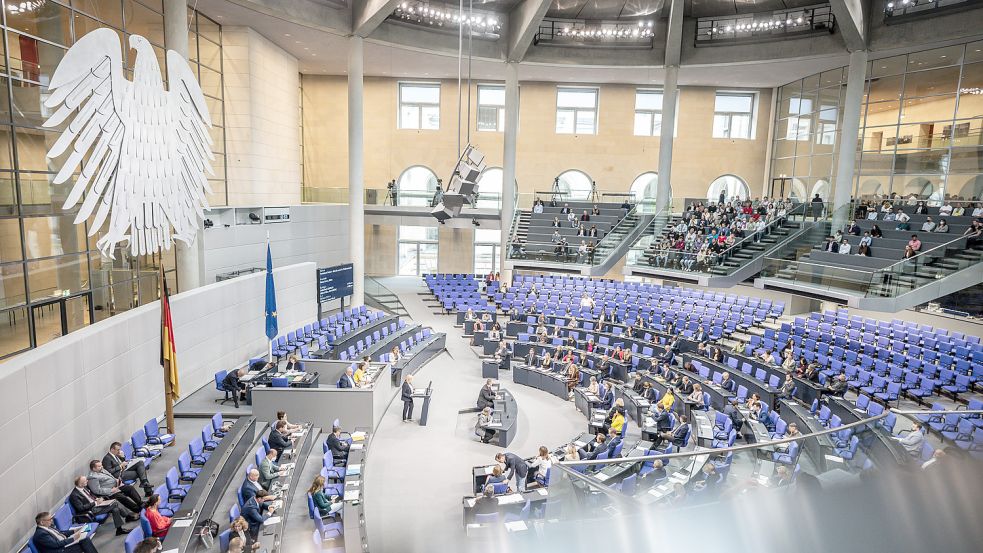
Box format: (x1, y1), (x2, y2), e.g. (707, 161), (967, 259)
(362, 277), (586, 552)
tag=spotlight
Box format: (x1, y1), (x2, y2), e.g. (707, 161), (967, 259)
(887, 1), (894, 6)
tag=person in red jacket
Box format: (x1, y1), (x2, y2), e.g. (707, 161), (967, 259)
(144, 495), (171, 538)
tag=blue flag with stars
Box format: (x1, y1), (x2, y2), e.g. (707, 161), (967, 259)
(265, 243), (278, 341)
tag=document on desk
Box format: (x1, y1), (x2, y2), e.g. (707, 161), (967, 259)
(497, 494), (525, 506)
(171, 519), (193, 528)
(263, 516), (282, 526)
(280, 462), (295, 471)
(347, 464), (361, 476)
(350, 443), (364, 450)
(536, 488), (548, 496)
(505, 521), (528, 533)
(351, 431), (367, 441)
(573, 440), (586, 448)
(344, 489), (360, 501)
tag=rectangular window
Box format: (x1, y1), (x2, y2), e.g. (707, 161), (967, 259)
(477, 84), (505, 132)
(397, 226), (439, 276)
(712, 91), (755, 139)
(556, 87), (598, 135)
(473, 228), (501, 275)
(785, 97), (813, 141)
(816, 105), (838, 145)
(633, 89), (663, 136)
(399, 83), (440, 130)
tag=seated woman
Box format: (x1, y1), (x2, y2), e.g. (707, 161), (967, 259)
(144, 494), (171, 538)
(528, 446), (555, 485)
(563, 444), (580, 461)
(566, 363), (580, 398)
(308, 476), (344, 519)
(390, 344), (403, 364)
(540, 352), (554, 370)
(586, 376), (600, 396)
(687, 383), (706, 410)
(474, 407), (496, 444)
(465, 308), (476, 321)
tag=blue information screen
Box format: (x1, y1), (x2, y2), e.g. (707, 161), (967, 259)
(317, 263), (354, 302)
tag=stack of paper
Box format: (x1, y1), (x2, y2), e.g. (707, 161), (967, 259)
(351, 431), (367, 441)
(263, 516), (281, 526)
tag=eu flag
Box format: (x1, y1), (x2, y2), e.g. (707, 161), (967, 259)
(265, 243), (278, 340)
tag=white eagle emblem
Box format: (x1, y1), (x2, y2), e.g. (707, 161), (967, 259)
(43, 29), (214, 259)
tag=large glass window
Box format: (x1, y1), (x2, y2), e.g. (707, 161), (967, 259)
(707, 175), (751, 202)
(473, 228), (500, 275)
(556, 87), (598, 135)
(475, 168), (503, 210)
(396, 166), (439, 207)
(556, 170), (593, 201)
(633, 89), (663, 136)
(399, 83), (440, 130)
(397, 226), (438, 276)
(713, 92), (755, 139)
(477, 84), (505, 132)
(0, 1), (219, 358)
(628, 172), (659, 202)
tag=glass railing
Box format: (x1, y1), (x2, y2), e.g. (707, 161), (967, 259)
(465, 406), (980, 537)
(365, 276), (409, 316)
(508, 205), (651, 266)
(865, 233), (980, 298)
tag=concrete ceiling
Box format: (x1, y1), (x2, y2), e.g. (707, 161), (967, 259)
(546, 0), (666, 20)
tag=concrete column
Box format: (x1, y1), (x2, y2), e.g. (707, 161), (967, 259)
(656, 65), (678, 213)
(499, 62), (519, 281)
(348, 36), (366, 305)
(832, 49), (868, 230)
(165, 0), (204, 290)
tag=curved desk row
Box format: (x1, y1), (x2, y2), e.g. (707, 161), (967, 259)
(484, 388), (519, 447)
(512, 363), (570, 401)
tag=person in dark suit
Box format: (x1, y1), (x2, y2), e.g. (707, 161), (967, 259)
(661, 414), (690, 449)
(477, 379), (497, 411)
(495, 452), (529, 492)
(325, 426), (350, 465)
(598, 381), (615, 410)
(102, 442), (153, 496)
(242, 490), (276, 541)
(268, 421), (293, 463)
(719, 372), (736, 393)
(578, 432), (609, 461)
(649, 403), (673, 433)
(222, 368), (248, 408)
(494, 341), (511, 369)
(401, 375), (415, 421)
(694, 326), (708, 343)
(69, 476), (132, 535)
(473, 485), (499, 514)
(337, 367), (356, 388)
(32, 512), (99, 553)
(240, 469), (266, 502)
(641, 381), (658, 403)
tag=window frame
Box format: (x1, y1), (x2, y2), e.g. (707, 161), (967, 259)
(398, 82), (441, 130)
(476, 83), (505, 132)
(473, 228), (501, 274)
(712, 90), (757, 140)
(556, 86), (599, 135)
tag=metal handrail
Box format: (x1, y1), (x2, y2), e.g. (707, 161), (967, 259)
(868, 232), (973, 277)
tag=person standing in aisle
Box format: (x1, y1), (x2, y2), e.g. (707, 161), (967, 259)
(401, 375), (415, 422)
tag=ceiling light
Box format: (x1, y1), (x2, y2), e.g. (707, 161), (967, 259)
(887, 1), (894, 6)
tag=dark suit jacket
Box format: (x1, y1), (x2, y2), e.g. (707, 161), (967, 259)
(669, 424), (689, 447)
(477, 386), (496, 410)
(337, 375), (355, 388)
(599, 388), (614, 409)
(720, 379), (736, 393)
(241, 497), (269, 537)
(102, 452), (125, 480)
(222, 371), (243, 391)
(33, 527), (82, 553)
(651, 410), (672, 432)
(68, 488), (98, 520)
(326, 433), (349, 458)
(241, 479), (263, 502)
(401, 382), (414, 402)
(268, 430), (291, 459)
(502, 452), (528, 479)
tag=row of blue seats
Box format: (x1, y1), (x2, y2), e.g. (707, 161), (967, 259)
(805, 309), (982, 345)
(271, 307), (372, 358)
(376, 328), (435, 363)
(916, 400), (983, 458)
(338, 320), (408, 360)
(791, 317), (983, 359)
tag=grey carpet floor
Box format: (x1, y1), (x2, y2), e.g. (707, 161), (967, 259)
(361, 277), (587, 553)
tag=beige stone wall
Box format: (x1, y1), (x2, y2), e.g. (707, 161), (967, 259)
(437, 226), (474, 274)
(302, 76), (773, 202)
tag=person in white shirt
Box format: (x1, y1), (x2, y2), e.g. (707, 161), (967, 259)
(938, 202), (953, 216)
(859, 232), (872, 247)
(972, 204), (983, 217)
(578, 241), (588, 261)
(921, 217), (936, 232)
(579, 293), (594, 309)
(896, 210), (911, 223)
(533, 202), (544, 214)
(921, 448), (945, 470)
(528, 446), (555, 484)
(838, 239), (851, 254)
(551, 230), (561, 243)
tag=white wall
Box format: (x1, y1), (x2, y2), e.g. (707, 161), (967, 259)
(202, 204), (350, 284)
(222, 26), (302, 206)
(0, 263), (317, 553)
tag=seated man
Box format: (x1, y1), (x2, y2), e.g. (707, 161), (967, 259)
(661, 414), (690, 450)
(240, 469), (267, 502)
(102, 441), (153, 496)
(33, 511), (99, 553)
(578, 432), (609, 461)
(258, 449), (282, 491)
(337, 367), (357, 388)
(325, 425), (351, 465)
(475, 407), (496, 444)
(222, 368), (248, 408)
(267, 421), (294, 463)
(474, 485), (499, 514)
(242, 490), (276, 542)
(69, 476), (133, 536)
(87, 460), (142, 513)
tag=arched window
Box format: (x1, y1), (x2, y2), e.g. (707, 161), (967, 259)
(789, 178), (807, 201)
(629, 172), (659, 202)
(707, 175), (750, 203)
(396, 166), (439, 206)
(859, 178), (885, 199)
(476, 168), (504, 209)
(958, 175), (983, 200)
(556, 170), (593, 201)
(811, 180), (830, 201)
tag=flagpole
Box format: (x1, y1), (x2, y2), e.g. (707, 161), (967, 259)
(267, 232), (273, 363)
(161, 265), (176, 436)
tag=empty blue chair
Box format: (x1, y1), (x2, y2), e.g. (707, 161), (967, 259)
(188, 438), (210, 465)
(202, 425), (219, 450)
(131, 430), (161, 459)
(219, 529), (231, 552)
(165, 467), (191, 501)
(123, 525), (145, 553)
(229, 503), (240, 522)
(177, 451), (200, 482)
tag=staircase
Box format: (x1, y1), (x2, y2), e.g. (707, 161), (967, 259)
(365, 277), (409, 317)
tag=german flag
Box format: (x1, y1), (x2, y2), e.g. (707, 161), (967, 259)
(160, 267), (180, 398)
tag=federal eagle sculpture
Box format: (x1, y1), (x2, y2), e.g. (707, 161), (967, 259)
(44, 29), (214, 259)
